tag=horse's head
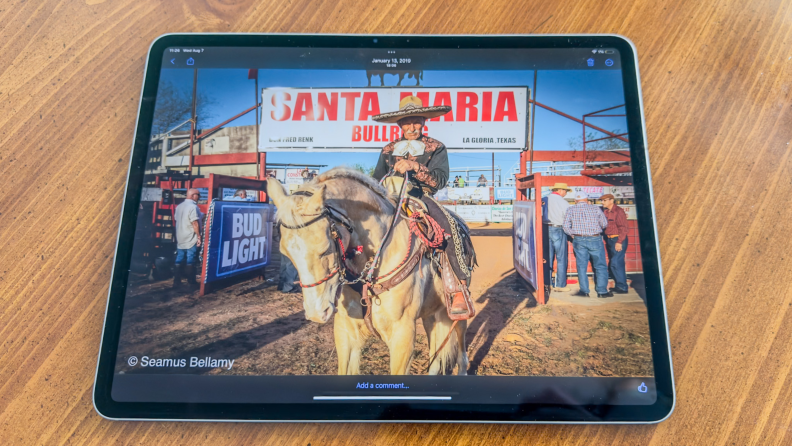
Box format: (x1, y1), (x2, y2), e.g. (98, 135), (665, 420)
(268, 180), (347, 324)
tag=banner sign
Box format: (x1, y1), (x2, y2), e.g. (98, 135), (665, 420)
(434, 188), (450, 201)
(456, 205), (492, 223)
(603, 186), (635, 199)
(513, 201), (538, 290)
(623, 205), (637, 220)
(447, 187), (490, 201)
(264, 168), (285, 182)
(494, 187), (516, 201)
(204, 201), (274, 283)
(541, 186), (634, 200)
(571, 186), (604, 199)
(260, 87), (529, 152)
(491, 205), (513, 222)
(283, 168), (318, 185)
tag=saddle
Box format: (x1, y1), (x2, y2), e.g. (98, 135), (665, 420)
(383, 177), (478, 321)
(437, 202), (478, 277)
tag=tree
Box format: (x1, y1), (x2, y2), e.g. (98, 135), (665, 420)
(151, 80), (216, 135)
(352, 163), (376, 177)
(567, 129), (629, 151)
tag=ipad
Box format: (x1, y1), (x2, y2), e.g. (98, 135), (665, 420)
(94, 34), (674, 423)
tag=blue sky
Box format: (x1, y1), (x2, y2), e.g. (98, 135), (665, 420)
(156, 68), (627, 178)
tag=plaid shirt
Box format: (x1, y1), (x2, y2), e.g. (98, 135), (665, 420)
(563, 203), (608, 237)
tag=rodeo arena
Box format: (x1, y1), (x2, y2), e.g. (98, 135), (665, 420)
(116, 70), (654, 378)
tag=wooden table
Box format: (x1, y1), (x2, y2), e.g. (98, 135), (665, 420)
(1, 0), (791, 443)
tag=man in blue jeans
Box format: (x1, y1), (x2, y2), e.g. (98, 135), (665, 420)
(600, 194), (630, 293)
(173, 188), (203, 288)
(541, 182), (572, 291)
(563, 192), (612, 298)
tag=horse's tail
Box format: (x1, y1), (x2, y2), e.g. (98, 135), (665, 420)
(432, 316), (464, 375)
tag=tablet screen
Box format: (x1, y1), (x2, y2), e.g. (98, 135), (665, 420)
(102, 38), (670, 418)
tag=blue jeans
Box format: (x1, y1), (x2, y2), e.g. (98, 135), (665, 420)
(605, 236), (629, 291)
(572, 236), (609, 294)
(175, 245), (199, 265)
(548, 226), (568, 287)
(278, 253), (300, 292)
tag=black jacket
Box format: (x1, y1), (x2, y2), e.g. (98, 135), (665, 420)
(372, 135), (449, 195)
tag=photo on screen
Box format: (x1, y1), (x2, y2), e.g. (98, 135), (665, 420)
(113, 49), (653, 388)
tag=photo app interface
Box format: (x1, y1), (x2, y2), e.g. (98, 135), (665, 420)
(111, 44), (656, 406)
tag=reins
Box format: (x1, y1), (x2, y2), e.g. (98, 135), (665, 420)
(281, 172), (458, 373)
(278, 191), (358, 289)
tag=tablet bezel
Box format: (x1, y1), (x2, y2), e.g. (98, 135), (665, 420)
(93, 33), (674, 423)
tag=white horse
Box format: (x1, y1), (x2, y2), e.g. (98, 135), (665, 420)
(268, 167), (468, 375)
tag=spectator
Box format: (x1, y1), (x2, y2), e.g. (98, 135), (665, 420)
(542, 183), (572, 291)
(229, 189), (247, 201)
(173, 188), (202, 288)
(600, 194), (630, 294)
(477, 174), (487, 187)
(563, 192), (612, 298)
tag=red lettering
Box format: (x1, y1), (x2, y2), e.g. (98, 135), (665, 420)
(270, 92), (291, 121)
(316, 92), (338, 121)
(415, 92), (429, 110)
(373, 126), (380, 142)
(457, 92), (478, 121)
(340, 92), (360, 121)
(482, 91), (492, 122)
(494, 91), (518, 121)
(363, 126), (373, 142)
(423, 125), (428, 135)
(431, 92), (453, 121)
(352, 125), (362, 142)
(358, 92), (381, 121)
(390, 126), (401, 141)
(292, 93), (314, 121)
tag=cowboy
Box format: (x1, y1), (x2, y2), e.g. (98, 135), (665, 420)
(173, 188), (202, 288)
(371, 95), (476, 318)
(600, 193), (630, 293)
(563, 192), (612, 298)
(541, 182), (572, 291)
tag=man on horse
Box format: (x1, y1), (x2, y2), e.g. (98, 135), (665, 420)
(371, 95), (477, 319)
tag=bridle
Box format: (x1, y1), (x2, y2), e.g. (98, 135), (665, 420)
(280, 173), (457, 372)
(279, 191), (366, 291)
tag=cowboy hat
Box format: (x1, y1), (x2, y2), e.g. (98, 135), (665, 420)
(550, 182), (573, 192)
(371, 95), (452, 123)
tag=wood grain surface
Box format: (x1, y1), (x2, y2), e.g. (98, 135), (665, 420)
(1, 0), (791, 444)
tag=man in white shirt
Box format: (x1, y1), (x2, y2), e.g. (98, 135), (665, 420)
(173, 188), (202, 288)
(542, 183), (572, 291)
(229, 189), (248, 201)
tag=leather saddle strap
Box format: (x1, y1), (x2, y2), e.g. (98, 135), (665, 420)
(361, 284), (382, 340)
(371, 243), (426, 295)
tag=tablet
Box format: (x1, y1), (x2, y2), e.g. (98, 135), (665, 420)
(94, 34), (674, 423)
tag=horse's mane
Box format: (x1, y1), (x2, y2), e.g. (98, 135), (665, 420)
(315, 167), (394, 208)
(275, 167), (394, 228)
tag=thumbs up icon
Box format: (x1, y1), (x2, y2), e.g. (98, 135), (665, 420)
(637, 382), (648, 393)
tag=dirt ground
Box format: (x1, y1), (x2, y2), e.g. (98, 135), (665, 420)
(115, 223), (654, 377)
